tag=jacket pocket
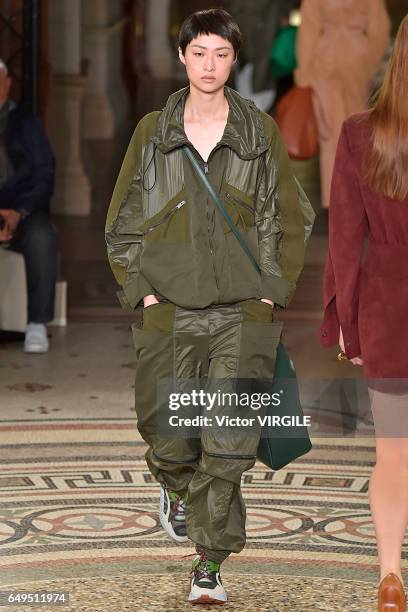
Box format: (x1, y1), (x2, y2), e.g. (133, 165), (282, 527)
(221, 183), (255, 233)
(141, 189), (190, 243)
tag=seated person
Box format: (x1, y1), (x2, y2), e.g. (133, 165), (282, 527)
(0, 58), (57, 353)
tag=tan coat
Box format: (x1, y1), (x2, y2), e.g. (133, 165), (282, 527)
(295, 0), (390, 208)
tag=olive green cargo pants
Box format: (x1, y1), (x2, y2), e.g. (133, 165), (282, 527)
(131, 299), (283, 563)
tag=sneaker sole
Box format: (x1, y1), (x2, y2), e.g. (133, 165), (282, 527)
(189, 594), (226, 605)
(24, 345), (48, 353)
(188, 576), (227, 605)
(159, 487), (189, 543)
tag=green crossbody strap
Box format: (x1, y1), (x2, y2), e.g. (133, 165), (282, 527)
(183, 146), (261, 275)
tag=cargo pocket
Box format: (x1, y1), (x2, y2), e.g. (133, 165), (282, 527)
(237, 318), (283, 379)
(141, 189), (190, 243)
(240, 298), (274, 323)
(201, 317), (283, 458)
(141, 302), (176, 332)
(131, 321), (174, 444)
(131, 308), (200, 463)
(221, 183), (255, 233)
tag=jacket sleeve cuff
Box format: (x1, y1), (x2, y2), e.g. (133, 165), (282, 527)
(341, 322), (361, 360)
(15, 198), (44, 215)
(15, 207), (31, 220)
(318, 296), (361, 358)
(260, 274), (296, 309)
(117, 274), (155, 310)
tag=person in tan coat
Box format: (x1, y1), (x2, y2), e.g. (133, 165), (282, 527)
(294, 0), (390, 208)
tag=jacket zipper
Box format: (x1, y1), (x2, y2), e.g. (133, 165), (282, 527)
(143, 199), (186, 234)
(204, 162), (220, 300)
(226, 191), (255, 214)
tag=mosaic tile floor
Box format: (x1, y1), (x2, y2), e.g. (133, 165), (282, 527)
(1, 575), (379, 612)
(1, 322), (407, 611)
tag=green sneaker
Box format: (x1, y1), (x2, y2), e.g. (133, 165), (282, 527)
(188, 551), (227, 605)
(159, 486), (188, 543)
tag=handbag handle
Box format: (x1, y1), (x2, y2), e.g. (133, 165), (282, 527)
(182, 146), (261, 275)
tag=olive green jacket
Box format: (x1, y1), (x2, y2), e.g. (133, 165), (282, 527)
(105, 85), (314, 310)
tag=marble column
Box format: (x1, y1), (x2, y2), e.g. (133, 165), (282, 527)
(146, 0), (174, 79)
(82, 0), (128, 139)
(48, 0), (91, 215)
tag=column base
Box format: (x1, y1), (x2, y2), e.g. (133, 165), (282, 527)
(82, 93), (115, 139)
(51, 169), (91, 216)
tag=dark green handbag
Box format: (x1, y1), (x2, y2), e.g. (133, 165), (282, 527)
(256, 342), (311, 470)
(183, 146), (312, 470)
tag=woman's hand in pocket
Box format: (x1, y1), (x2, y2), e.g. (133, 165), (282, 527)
(143, 294), (159, 308)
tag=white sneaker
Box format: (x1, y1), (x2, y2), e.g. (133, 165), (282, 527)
(188, 552), (227, 604)
(24, 323), (49, 353)
(159, 486), (188, 543)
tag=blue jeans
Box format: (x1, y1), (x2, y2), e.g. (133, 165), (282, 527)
(8, 209), (58, 324)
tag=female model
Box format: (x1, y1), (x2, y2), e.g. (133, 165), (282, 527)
(106, 8), (314, 606)
(320, 15), (408, 612)
(295, 0), (390, 208)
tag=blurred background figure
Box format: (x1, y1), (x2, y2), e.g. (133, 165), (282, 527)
(0, 59), (57, 353)
(295, 0), (391, 208)
(229, 0), (300, 111)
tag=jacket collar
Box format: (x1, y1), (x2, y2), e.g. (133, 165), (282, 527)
(152, 85), (269, 160)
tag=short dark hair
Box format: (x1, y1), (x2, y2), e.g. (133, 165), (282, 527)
(178, 8), (241, 59)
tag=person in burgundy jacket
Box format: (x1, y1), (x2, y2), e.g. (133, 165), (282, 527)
(319, 15), (408, 612)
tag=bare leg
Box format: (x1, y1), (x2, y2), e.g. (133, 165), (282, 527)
(368, 388), (408, 583)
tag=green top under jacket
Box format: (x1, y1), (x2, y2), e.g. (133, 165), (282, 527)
(105, 85), (315, 310)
